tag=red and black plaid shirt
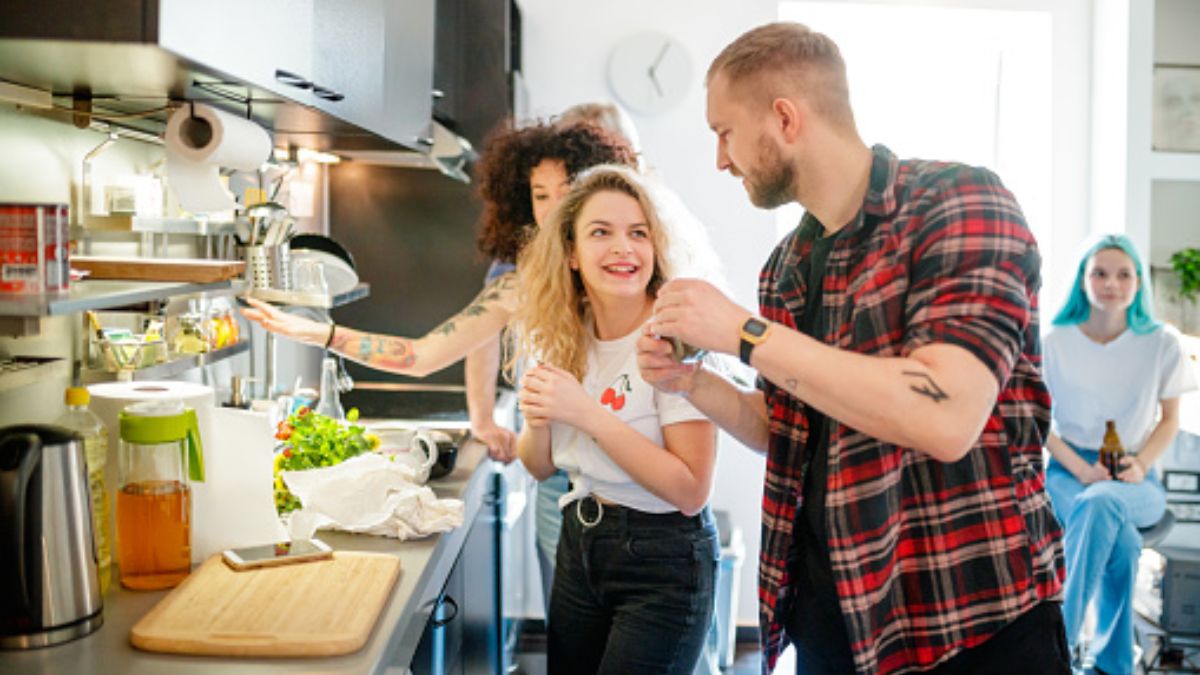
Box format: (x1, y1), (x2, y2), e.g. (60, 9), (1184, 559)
(755, 145), (1063, 674)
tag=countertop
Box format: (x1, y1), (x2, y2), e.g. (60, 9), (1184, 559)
(0, 438), (493, 675)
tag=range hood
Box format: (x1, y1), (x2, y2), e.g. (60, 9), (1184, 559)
(337, 120), (479, 183)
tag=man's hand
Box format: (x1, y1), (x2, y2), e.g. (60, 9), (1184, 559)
(519, 364), (601, 431)
(650, 279), (752, 356)
(472, 420), (517, 464)
(241, 296), (329, 345)
(637, 325), (701, 394)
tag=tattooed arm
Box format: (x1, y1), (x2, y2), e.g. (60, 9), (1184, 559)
(243, 273), (518, 378)
(749, 330), (999, 462)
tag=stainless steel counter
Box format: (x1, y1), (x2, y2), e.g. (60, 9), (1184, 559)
(0, 438), (493, 675)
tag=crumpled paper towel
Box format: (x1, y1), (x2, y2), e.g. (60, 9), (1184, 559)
(281, 453), (464, 540)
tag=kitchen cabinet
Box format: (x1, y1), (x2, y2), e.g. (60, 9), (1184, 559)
(0, 0), (436, 151)
(433, 0), (521, 150)
(412, 471), (505, 675)
(312, 0), (436, 149)
(157, 0), (316, 109)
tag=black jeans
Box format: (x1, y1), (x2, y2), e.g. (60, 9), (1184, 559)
(547, 497), (719, 675)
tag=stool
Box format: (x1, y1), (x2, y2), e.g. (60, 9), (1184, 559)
(1139, 509), (1176, 549)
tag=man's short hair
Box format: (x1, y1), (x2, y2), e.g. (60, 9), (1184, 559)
(707, 22), (855, 130)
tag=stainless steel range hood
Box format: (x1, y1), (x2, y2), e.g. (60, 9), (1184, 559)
(336, 120), (479, 183)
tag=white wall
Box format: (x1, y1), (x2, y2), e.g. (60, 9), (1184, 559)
(518, 0), (778, 625)
(518, 0), (1096, 626)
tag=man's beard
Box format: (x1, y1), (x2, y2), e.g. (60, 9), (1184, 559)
(745, 136), (795, 209)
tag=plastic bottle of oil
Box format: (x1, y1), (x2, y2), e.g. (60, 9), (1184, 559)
(56, 386), (112, 594)
(1099, 419), (1126, 480)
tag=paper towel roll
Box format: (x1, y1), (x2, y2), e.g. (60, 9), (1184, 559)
(164, 103), (271, 214)
(88, 381), (215, 566)
(200, 407), (287, 562)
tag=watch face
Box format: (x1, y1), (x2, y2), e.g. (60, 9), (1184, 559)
(743, 318), (768, 337)
(607, 32), (692, 115)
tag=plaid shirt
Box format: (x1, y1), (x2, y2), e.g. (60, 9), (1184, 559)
(756, 145), (1063, 674)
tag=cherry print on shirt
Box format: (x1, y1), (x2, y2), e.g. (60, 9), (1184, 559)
(601, 374), (632, 411)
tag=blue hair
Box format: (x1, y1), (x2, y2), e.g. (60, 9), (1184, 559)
(1052, 234), (1160, 334)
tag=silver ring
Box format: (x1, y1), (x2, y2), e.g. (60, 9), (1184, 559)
(575, 496), (603, 528)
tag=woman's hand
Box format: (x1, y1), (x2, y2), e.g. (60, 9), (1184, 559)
(473, 419), (517, 464)
(241, 297), (330, 345)
(519, 363), (601, 432)
(636, 324), (701, 395)
(1075, 461), (1113, 486)
(1117, 455), (1147, 484)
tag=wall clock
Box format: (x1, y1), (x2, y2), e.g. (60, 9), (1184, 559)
(607, 32), (693, 115)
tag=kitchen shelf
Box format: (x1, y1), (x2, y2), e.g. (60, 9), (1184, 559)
(0, 356), (70, 394)
(247, 282), (370, 308)
(0, 279), (245, 317)
(131, 217), (238, 236)
(80, 340), (250, 383)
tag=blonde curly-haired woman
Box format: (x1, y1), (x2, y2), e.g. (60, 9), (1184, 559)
(513, 165), (721, 675)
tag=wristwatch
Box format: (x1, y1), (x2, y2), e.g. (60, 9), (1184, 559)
(739, 317), (772, 366)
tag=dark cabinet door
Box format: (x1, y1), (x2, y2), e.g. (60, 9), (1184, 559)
(433, 0), (517, 149)
(459, 472), (504, 674)
(409, 472), (505, 675)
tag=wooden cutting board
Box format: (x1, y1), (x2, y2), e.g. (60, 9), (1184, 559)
(130, 552), (401, 657)
(73, 256), (246, 283)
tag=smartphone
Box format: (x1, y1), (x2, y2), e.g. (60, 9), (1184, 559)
(222, 538), (333, 570)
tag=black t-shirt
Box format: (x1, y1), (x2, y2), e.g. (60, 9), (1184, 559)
(782, 229), (857, 673)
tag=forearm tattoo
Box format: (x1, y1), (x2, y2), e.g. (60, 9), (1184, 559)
(330, 331), (417, 370)
(433, 273), (515, 336)
(902, 370), (949, 403)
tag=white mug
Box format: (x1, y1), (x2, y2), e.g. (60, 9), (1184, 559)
(369, 425), (438, 483)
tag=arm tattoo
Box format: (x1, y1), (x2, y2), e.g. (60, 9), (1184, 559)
(902, 370), (949, 403)
(331, 331), (417, 370)
(434, 273), (515, 336)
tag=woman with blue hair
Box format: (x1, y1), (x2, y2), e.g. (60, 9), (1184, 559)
(1043, 234), (1196, 675)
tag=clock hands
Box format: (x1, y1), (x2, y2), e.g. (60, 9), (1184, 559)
(647, 41), (671, 98)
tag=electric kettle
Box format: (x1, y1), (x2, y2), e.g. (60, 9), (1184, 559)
(0, 425), (104, 649)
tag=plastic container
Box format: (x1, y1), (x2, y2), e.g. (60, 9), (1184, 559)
(116, 399), (204, 590)
(55, 387), (112, 595)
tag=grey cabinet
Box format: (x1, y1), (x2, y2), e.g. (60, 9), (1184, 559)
(158, 0), (316, 108)
(0, 0), (435, 150)
(411, 472), (505, 675)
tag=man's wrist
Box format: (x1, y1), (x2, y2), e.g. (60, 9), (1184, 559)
(738, 316), (772, 366)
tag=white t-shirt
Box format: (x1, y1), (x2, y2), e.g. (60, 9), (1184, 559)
(551, 322), (708, 513)
(1043, 324), (1198, 451)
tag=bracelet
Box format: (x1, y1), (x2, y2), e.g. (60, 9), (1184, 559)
(324, 321), (336, 350)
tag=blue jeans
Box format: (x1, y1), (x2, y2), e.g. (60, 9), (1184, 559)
(535, 470), (570, 612)
(547, 497), (719, 675)
(1045, 447), (1166, 675)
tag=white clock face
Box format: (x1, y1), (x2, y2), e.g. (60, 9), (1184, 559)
(607, 32), (693, 115)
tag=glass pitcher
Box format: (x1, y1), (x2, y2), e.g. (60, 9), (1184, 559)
(116, 399), (205, 590)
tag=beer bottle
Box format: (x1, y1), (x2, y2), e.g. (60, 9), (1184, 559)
(1099, 419), (1125, 479)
